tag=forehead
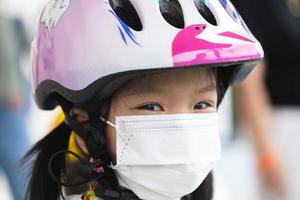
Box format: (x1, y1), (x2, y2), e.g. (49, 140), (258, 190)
(116, 68), (216, 96)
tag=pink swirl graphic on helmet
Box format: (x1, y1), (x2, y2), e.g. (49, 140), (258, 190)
(218, 31), (254, 43)
(172, 24), (261, 67)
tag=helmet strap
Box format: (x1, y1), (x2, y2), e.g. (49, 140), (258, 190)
(58, 99), (147, 199)
(59, 99), (108, 161)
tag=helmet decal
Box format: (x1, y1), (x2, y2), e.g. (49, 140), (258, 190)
(218, 31), (254, 43)
(219, 0), (238, 22)
(172, 24), (260, 67)
(40, 0), (71, 28)
(106, 1), (141, 46)
(172, 24), (231, 66)
(219, 0), (251, 33)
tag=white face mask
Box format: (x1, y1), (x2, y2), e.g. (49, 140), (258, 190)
(101, 113), (221, 200)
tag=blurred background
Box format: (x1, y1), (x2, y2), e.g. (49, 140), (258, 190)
(0, 1), (58, 199)
(0, 0), (299, 199)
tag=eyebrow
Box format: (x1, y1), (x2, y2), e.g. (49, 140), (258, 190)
(196, 83), (217, 94)
(126, 86), (163, 97)
(126, 83), (217, 97)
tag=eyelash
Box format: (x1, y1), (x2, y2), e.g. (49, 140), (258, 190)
(137, 104), (164, 111)
(137, 102), (212, 111)
(194, 102), (212, 110)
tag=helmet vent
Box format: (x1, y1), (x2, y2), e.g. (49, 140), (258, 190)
(109, 0), (143, 31)
(193, 0), (218, 26)
(159, 0), (185, 29)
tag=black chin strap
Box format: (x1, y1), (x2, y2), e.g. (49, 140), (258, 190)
(48, 149), (139, 200)
(59, 99), (107, 159)
(55, 99), (140, 199)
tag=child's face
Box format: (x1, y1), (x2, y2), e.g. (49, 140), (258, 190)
(105, 68), (218, 163)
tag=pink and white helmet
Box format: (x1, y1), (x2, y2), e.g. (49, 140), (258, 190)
(32, 0), (264, 109)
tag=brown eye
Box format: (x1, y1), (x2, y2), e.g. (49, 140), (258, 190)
(138, 104), (164, 111)
(194, 102), (210, 110)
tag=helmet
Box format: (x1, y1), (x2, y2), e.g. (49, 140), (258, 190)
(32, 0), (263, 110)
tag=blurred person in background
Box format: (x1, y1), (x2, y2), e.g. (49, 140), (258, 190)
(0, 11), (30, 200)
(231, 0), (300, 199)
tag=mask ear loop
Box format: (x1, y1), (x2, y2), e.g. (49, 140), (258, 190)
(99, 117), (116, 128)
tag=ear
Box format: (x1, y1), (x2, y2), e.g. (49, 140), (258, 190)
(69, 106), (89, 124)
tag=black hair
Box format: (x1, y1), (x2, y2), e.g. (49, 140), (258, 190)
(22, 122), (72, 200)
(22, 67), (233, 200)
(217, 66), (236, 105)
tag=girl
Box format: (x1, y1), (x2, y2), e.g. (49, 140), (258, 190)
(24, 0), (263, 199)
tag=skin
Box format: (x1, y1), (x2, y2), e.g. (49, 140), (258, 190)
(71, 68), (218, 164)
